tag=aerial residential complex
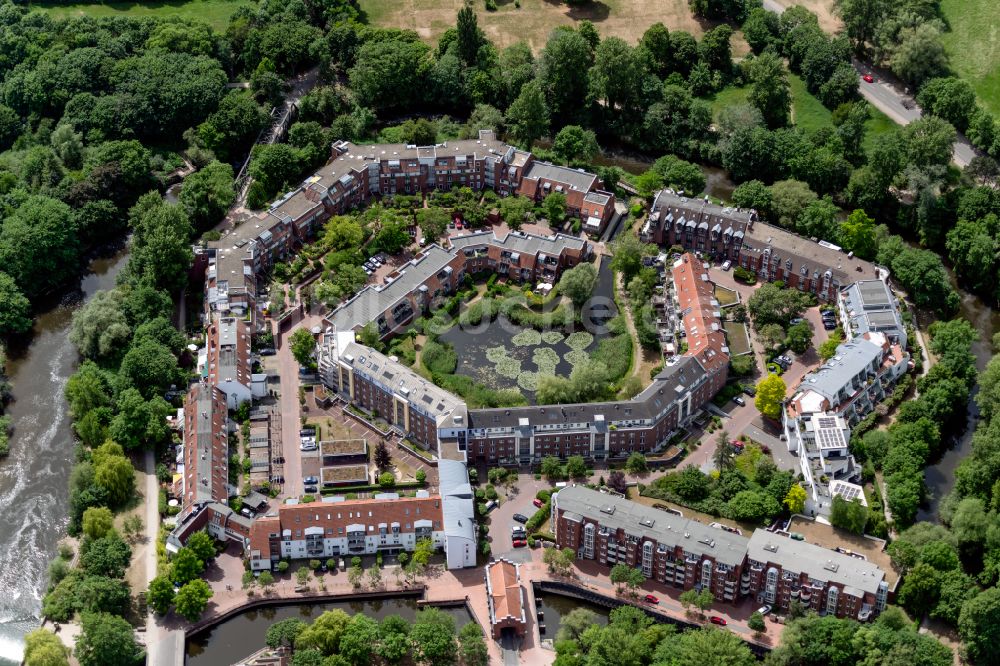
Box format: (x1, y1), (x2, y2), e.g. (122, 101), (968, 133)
(552, 485), (890, 621)
(783, 279), (910, 510)
(326, 230), (589, 340)
(196, 130), (615, 330)
(315, 252), (729, 467)
(642, 190), (881, 301)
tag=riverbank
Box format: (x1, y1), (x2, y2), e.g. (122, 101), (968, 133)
(0, 247), (130, 665)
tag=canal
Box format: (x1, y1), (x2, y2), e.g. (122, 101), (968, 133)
(0, 246), (130, 664)
(185, 598), (473, 665)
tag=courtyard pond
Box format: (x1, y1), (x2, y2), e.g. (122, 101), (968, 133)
(185, 597), (472, 665)
(438, 257), (619, 402)
(533, 590), (610, 639)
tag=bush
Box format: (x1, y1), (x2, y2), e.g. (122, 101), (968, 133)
(734, 266), (757, 284)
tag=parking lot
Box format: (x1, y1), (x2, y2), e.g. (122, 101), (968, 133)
(485, 474), (551, 559)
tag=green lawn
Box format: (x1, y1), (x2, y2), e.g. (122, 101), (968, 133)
(789, 74), (831, 133)
(709, 85), (750, 122)
(862, 106), (897, 154)
(940, 0), (1000, 117)
(29, 0), (253, 31)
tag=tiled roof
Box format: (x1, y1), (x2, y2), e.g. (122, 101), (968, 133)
(486, 559), (524, 625)
(671, 253), (729, 374)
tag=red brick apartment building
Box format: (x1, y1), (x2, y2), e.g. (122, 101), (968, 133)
(552, 486), (891, 621)
(182, 382), (229, 511)
(642, 190), (880, 301)
(196, 130), (613, 329)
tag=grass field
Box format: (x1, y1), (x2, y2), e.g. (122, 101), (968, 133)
(29, 0), (253, 31)
(789, 73), (831, 133)
(940, 0), (1000, 117)
(360, 0), (750, 54)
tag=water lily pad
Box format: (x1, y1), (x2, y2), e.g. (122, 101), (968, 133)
(495, 356), (522, 379)
(541, 331), (565, 345)
(564, 349), (590, 367)
(512, 329), (542, 346)
(518, 371), (539, 391)
(565, 331), (594, 350)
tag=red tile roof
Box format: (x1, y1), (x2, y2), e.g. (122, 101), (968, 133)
(672, 253), (729, 373)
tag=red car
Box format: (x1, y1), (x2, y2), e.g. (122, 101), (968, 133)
(863, 74), (874, 83)
(512, 539), (527, 548)
(533, 498), (544, 508)
(644, 594), (659, 604)
(710, 616), (727, 626)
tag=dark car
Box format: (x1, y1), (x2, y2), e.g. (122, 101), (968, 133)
(513, 513), (529, 524)
(823, 321), (838, 330)
(743, 386), (756, 397)
(304, 476), (318, 485)
(304, 485), (318, 494)
(259, 348), (276, 356)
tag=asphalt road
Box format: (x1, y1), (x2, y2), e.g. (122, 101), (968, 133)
(761, 0), (980, 167)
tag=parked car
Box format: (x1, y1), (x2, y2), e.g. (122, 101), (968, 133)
(303, 476), (318, 485)
(533, 498), (544, 508)
(757, 605), (772, 616)
(512, 539), (527, 548)
(732, 396), (746, 406)
(823, 321), (838, 330)
(484, 500), (498, 513)
(644, 594), (660, 604)
(760, 445), (771, 454)
(863, 74), (875, 83)
(743, 386), (756, 397)
(513, 513), (529, 524)
(789, 532), (805, 541)
(730, 440), (744, 450)
(710, 616), (728, 626)
(259, 348), (276, 356)
(720, 260), (732, 271)
(304, 485), (318, 494)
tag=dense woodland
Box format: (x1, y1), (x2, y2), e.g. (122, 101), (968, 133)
(3, 0), (1000, 663)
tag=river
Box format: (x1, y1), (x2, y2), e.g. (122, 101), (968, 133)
(0, 246), (130, 664)
(917, 281), (1000, 520)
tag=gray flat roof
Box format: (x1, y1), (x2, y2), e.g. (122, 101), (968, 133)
(522, 161), (597, 192)
(856, 280), (893, 307)
(327, 244), (455, 332)
(747, 530), (886, 595)
(467, 356), (704, 429)
(555, 485), (749, 567)
(450, 229), (586, 258)
(800, 338), (883, 400)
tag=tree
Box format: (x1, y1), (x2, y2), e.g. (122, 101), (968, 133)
(179, 161), (235, 232)
(374, 440), (392, 471)
(747, 52), (791, 129)
(0, 196), (80, 301)
(69, 290), (131, 361)
(82, 507), (114, 540)
(610, 233), (656, 283)
(566, 455), (588, 479)
(754, 374), (786, 420)
(349, 39), (431, 113)
(541, 191), (568, 224)
(829, 495), (868, 534)
(290, 328), (317, 366)
(459, 622), (488, 666)
(75, 612), (142, 666)
(266, 618), (306, 650)
(747, 282), (811, 328)
(170, 547), (204, 585)
(758, 323), (786, 351)
(93, 455), (135, 507)
(174, 578), (213, 621)
(558, 263), (598, 307)
(296, 609), (351, 654)
(784, 483), (807, 514)
(625, 452), (648, 474)
(889, 23), (948, 86)
(557, 608), (598, 643)
(537, 28), (592, 123)
(118, 339), (180, 399)
(785, 321), (813, 354)
(0, 272), (31, 336)
(109, 388), (171, 450)
(258, 570), (274, 591)
(748, 611), (766, 635)
(839, 209), (877, 260)
(769, 179), (817, 228)
(186, 531), (217, 564)
(898, 562), (941, 619)
(505, 80), (549, 147)
(727, 490), (780, 522)
(338, 614), (379, 664)
(608, 470), (628, 493)
(147, 576), (175, 616)
(610, 563), (632, 592)
(410, 608), (458, 666)
(714, 430), (734, 473)
(541, 455), (564, 481)
(698, 24), (733, 73)
(81, 532), (131, 579)
(958, 587), (1000, 664)
(24, 628), (69, 666)
(553, 125), (599, 164)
